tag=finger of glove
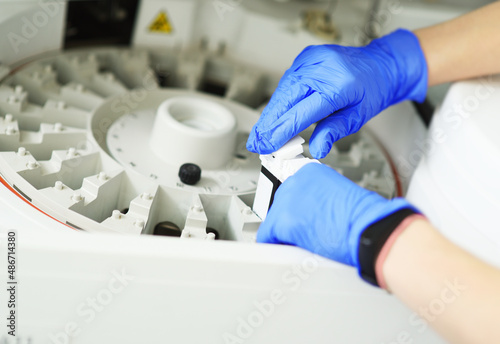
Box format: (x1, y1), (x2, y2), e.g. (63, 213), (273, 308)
(255, 204), (289, 245)
(256, 206), (302, 247)
(247, 80), (313, 153)
(256, 163), (327, 246)
(256, 174), (303, 245)
(248, 92), (338, 154)
(309, 107), (361, 159)
(256, 220), (280, 244)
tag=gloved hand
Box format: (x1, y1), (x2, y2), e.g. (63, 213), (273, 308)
(247, 29), (427, 159)
(257, 163), (417, 269)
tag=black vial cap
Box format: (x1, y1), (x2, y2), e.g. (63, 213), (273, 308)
(178, 163), (201, 185)
(153, 221), (181, 237)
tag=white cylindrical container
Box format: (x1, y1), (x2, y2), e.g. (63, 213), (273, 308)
(150, 96), (237, 169)
(406, 75), (500, 267)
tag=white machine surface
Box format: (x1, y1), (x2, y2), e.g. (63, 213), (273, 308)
(0, 1), (494, 343)
(407, 75), (500, 267)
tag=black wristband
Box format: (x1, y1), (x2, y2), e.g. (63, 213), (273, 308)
(358, 208), (417, 287)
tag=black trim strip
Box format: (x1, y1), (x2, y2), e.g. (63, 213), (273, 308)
(261, 166), (282, 211)
(13, 184), (31, 202)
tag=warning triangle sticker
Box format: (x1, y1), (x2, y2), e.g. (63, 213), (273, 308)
(148, 11), (173, 34)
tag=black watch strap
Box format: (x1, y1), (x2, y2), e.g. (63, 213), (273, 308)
(358, 208), (417, 287)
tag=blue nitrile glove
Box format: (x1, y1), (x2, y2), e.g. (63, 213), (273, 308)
(256, 163), (417, 269)
(247, 29), (427, 159)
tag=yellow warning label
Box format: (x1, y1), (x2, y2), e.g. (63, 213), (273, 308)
(148, 11), (173, 34)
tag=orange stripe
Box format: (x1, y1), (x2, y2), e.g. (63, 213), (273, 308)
(368, 132), (404, 197)
(0, 175), (76, 230)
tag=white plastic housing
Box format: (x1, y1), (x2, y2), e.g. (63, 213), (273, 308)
(150, 96), (237, 169)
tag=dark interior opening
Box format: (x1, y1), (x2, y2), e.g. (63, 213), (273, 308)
(64, 0), (139, 48)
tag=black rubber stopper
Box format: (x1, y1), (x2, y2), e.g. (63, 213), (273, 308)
(153, 221), (181, 237)
(178, 163), (201, 185)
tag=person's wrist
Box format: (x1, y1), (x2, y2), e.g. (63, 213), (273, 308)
(373, 213), (426, 290)
(357, 207), (424, 288)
